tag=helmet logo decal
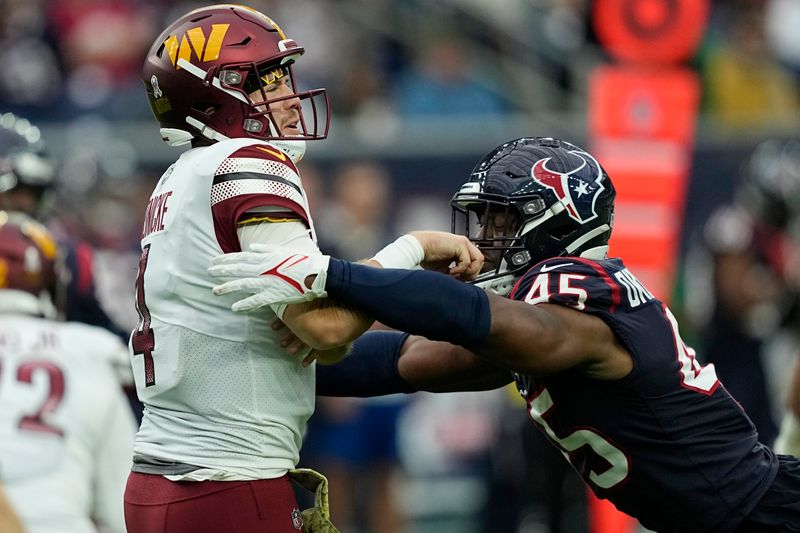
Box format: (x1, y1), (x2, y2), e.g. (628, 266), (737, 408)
(531, 152), (605, 223)
(151, 75), (163, 99)
(164, 24), (230, 69)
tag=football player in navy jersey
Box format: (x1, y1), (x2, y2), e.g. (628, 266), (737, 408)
(210, 137), (800, 532)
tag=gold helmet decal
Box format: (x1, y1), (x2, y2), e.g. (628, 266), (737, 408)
(164, 23), (231, 69)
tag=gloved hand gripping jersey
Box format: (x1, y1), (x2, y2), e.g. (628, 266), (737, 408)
(209, 243), (330, 310)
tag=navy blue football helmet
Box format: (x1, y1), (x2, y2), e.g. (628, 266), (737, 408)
(451, 137), (616, 295)
(0, 113), (56, 218)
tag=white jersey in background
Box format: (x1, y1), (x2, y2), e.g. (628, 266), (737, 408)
(0, 315), (135, 533)
(130, 138), (319, 481)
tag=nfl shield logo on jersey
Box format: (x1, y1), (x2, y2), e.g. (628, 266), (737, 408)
(292, 508), (304, 529)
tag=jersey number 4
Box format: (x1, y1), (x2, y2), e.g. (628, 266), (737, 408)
(131, 244), (156, 386)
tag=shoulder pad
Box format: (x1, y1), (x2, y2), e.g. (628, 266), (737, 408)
(510, 257), (627, 314)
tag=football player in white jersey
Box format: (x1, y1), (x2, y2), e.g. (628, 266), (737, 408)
(129, 8), (479, 530)
(0, 212), (136, 533)
(125, 5), (372, 532)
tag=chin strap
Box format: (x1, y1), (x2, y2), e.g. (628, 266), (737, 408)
(474, 274), (517, 297)
(269, 139), (306, 163)
(473, 243), (610, 298)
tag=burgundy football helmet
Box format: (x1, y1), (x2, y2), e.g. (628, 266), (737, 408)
(142, 4), (329, 157)
(0, 211), (59, 316)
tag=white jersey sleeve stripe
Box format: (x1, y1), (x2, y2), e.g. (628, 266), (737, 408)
(215, 156), (301, 187)
(211, 175), (305, 207)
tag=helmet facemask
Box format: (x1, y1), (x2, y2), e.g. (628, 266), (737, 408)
(452, 192), (551, 296)
(221, 60), (329, 141)
(169, 55), (329, 158)
(452, 187), (612, 297)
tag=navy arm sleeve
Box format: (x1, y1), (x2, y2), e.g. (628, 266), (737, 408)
(316, 330), (415, 397)
(324, 259), (492, 347)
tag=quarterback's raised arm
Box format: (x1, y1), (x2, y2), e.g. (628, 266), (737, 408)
(208, 231), (483, 350)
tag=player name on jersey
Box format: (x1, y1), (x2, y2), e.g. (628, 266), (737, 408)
(142, 190), (173, 239)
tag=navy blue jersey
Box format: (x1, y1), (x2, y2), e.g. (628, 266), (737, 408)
(60, 239), (127, 340)
(508, 257), (779, 533)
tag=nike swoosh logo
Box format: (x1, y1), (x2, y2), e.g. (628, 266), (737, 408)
(256, 145), (287, 162)
(260, 254), (308, 294)
(539, 262), (574, 273)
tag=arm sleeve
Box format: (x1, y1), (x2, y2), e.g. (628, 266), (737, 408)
(316, 331), (414, 397)
(325, 259), (492, 347)
(237, 220), (321, 319)
(92, 377), (137, 533)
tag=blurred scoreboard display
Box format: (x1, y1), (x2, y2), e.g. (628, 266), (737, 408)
(588, 1), (709, 531)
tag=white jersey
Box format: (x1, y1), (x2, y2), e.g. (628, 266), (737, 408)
(130, 138), (318, 480)
(0, 314), (135, 533)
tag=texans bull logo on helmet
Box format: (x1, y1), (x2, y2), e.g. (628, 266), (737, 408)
(531, 149), (606, 224)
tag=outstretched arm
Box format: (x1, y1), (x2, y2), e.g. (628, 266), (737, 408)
(210, 234), (627, 377)
(322, 259), (630, 379)
(315, 330), (512, 397)
(212, 230), (483, 351)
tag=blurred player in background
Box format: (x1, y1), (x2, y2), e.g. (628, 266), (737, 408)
(0, 212), (136, 533)
(739, 140), (800, 458)
(0, 112), (128, 339)
(125, 4), (389, 532)
(686, 141), (800, 446)
(211, 137), (800, 532)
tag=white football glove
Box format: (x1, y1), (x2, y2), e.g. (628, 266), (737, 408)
(209, 243), (330, 311)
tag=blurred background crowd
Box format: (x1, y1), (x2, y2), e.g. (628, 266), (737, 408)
(4, 0), (800, 532)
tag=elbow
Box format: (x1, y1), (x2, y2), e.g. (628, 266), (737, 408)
(297, 319), (355, 350)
